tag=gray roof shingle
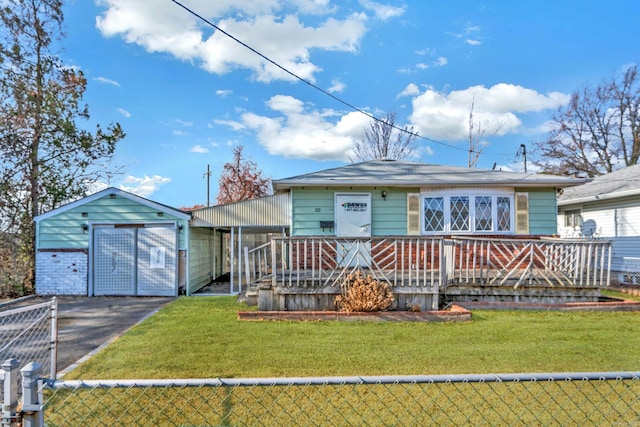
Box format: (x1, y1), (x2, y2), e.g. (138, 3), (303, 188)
(558, 164), (640, 205)
(273, 159), (586, 190)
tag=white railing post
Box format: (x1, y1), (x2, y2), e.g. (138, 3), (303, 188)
(244, 246), (250, 288)
(20, 362), (43, 427)
(1, 358), (19, 427)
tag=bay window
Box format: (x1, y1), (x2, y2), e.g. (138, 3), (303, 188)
(422, 191), (515, 234)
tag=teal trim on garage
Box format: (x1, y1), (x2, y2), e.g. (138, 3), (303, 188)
(35, 188), (190, 250)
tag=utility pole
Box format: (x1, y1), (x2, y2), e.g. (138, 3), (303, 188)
(203, 164), (211, 207)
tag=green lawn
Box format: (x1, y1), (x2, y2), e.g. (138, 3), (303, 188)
(65, 295), (640, 380)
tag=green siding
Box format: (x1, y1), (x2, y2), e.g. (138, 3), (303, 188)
(37, 194), (189, 249)
(292, 186), (560, 237)
(291, 187), (418, 236)
(188, 227), (216, 294)
(517, 187), (558, 235)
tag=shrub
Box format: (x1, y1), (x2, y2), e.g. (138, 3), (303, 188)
(335, 272), (394, 312)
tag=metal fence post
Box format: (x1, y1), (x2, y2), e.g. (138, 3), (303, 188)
(50, 297), (58, 379)
(21, 362), (43, 427)
(1, 358), (19, 427)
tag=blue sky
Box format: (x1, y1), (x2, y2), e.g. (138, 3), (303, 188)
(61, 0), (640, 207)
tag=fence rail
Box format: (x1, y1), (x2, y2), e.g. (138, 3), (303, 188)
(2, 359), (639, 426)
(245, 236), (611, 290)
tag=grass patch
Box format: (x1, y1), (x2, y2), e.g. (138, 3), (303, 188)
(602, 288), (640, 301)
(65, 296), (640, 379)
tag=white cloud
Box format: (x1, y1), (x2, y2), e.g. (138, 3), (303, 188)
(118, 175), (171, 197)
(239, 95), (370, 160)
(94, 76), (120, 86)
(214, 119), (246, 131)
(328, 79), (346, 93)
(465, 39), (481, 46)
(190, 144), (209, 153)
(175, 119), (193, 127)
(408, 84), (570, 141)
(116, 108), (131, 118)
(96, 1), (372, 83)
(396, 83), (421, 98)
(216, 89), (233, 97)
(359, 0), (405, 20)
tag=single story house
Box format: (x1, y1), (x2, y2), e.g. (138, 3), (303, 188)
(36, 160), (609, 308)
(558, 164), (640, 285)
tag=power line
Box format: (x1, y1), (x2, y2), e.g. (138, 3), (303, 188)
(169, 0), (518, 158)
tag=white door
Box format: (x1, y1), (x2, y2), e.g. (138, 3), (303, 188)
(93, 228), (136, 295)
(137, 226), (178, 296)
(335, 193), (372, 267)
(93, 225), (178, 296)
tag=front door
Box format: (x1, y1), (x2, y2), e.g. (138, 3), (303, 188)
(335, 193), (372, 267)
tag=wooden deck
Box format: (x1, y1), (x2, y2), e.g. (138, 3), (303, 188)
(243, 236), (612, 311)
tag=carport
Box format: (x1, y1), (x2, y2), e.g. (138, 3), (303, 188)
(188, 193), (290, 296)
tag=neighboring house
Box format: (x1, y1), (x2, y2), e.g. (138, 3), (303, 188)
(35, 187), (190, 296)
(558, 164), (640, 285)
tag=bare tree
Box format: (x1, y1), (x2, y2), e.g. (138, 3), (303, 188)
(351, 112), (418, 162)
(534, 65), (640, 177)
(216, 146), (271, 205)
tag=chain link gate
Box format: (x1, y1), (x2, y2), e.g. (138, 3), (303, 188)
(0, 298), (58, 380)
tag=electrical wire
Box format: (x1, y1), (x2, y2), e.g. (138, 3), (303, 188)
(169, 0), (519, 158)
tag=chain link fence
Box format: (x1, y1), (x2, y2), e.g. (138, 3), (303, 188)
(2, 367), (636, 426)
(0, 298), (57, 380)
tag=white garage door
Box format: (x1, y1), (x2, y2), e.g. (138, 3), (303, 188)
(93, 225), (178, 296)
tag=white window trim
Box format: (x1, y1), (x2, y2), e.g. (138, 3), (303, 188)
(420, 189), (515, 235)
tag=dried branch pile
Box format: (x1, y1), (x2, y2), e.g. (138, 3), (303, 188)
(335, 272), (394, 312)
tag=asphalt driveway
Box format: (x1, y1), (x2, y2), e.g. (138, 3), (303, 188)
(2, 295), (175, 377)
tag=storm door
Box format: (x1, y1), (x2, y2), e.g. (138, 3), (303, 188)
(335, 193), (372, 267)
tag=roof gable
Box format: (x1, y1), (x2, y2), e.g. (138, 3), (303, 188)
(273, 159), (586, 190)
(34, 187), (191, 222)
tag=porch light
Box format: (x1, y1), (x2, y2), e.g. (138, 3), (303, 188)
(81, 223), (88, 232)
(381, 190), (388, 200)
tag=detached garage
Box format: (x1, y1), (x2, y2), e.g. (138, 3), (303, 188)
(35, 187), (190, 296)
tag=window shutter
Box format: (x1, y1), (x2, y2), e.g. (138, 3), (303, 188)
(407, 193), (420, 235)
(515, 192), (529, 234)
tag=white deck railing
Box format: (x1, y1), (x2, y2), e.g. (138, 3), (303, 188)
(243, 236), (612, 290)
